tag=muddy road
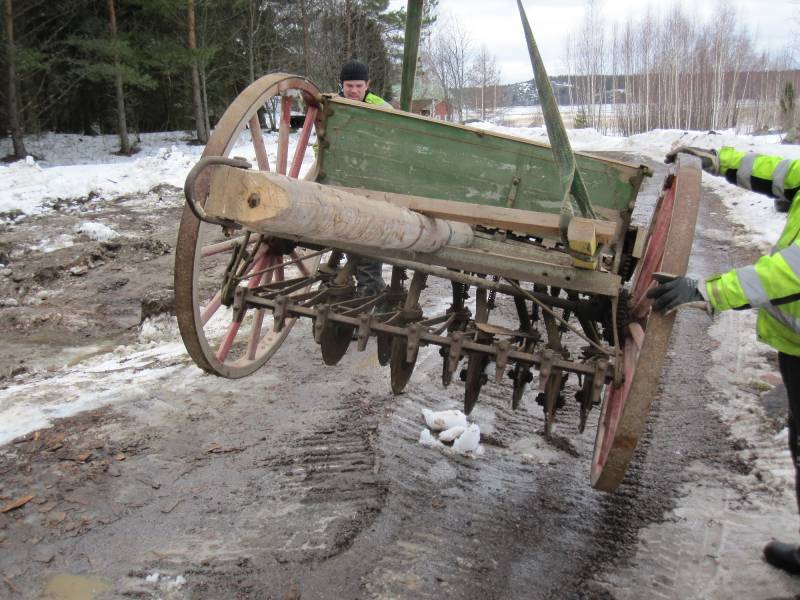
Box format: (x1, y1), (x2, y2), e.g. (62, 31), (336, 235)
(1, 157), (798, 599)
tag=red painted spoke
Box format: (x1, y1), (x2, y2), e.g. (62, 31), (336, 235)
(215, 248), (270, 363)
(201, 240), (264, 325)
(630, 293), (652, 322)
(276, 96), (292, 175)
(201, 290), (223, 326)
(289, 105), (317, 178)
(215, 321), (242, 363)
(246, 255), (277, 360)
(201, 235), (256, 258)
(289, 250), (312, 277)
(249, 114), (270, 171)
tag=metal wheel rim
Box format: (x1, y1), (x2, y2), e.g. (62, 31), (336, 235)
(591, 156), (702, 491)
(175, 74), (322, 378)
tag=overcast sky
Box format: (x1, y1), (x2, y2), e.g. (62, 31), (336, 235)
(390, 0), (799, 83)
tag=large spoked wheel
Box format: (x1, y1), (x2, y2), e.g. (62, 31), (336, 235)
(591, 155), (702, 492)
(175, 74), (322, 378)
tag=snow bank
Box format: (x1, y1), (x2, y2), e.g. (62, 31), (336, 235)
(0, 129), (316, 217)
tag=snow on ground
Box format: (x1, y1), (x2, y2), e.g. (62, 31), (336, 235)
(0, 129), (316, 217)
(0, 317), (193, 446)
(0, 117), (796, 444)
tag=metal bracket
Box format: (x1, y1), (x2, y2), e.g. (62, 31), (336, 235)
(448, 331), (465, 374)
(539, 349), (554, 390)
(406, 323), (423, 363)
(183, 156), (251, 228)
(326, 282), (355, 298)
(401, 307), (424, 322)
(314, 304), (330, 343)
(232, 286), (247, 324)
(591, 358), (608, 405)
(494, 340), (511, 382)
(272, 295), (288, 332)
(505, 175), (521, 208)
(357, 314), (372, 352)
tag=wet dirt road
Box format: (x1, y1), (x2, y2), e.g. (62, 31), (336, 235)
(1, 156), (798, 599)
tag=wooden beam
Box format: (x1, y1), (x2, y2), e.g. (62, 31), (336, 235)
(333, 185), (618, 243)
(202, 165), (474, 253)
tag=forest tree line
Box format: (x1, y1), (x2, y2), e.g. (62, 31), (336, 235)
(3, 0), (798, 160)
(1, 0), (437, 157)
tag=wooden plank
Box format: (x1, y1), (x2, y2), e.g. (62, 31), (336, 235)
(333, 185), (618, 243)
(279, 234), (620, 297)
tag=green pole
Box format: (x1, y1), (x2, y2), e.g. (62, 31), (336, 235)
(516, 0), (596, 221)
(400, 0), (424, 112)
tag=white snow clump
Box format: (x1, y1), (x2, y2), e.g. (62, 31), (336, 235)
(438, 425), (465, 442)
(422, 408), (467, 431)
(166, 575), (187, 590)
(419, 429), (444, 448)
(31, 233), (74, 254)
(75, 221), (119, 241)
(453, 423), (481, 454)
(419, 408), (482, 456)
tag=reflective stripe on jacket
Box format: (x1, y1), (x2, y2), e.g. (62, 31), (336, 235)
(705, 151), (800, 355)
(718, 146), (800, 203)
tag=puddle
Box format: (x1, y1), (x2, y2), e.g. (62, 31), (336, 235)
(38, 574), (109, 600)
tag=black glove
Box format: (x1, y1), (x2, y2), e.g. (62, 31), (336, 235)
(665, 146), (719, 175)
(646, 275), (703, 311)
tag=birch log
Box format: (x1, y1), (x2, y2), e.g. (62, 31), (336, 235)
(203, 166), (474, 252)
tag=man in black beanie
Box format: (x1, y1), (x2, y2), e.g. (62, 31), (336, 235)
(338, 59), (388, 296)
(339, 59), (389, 107)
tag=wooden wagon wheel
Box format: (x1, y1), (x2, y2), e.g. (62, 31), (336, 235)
(389, 271), (427, 394)
(590, 155), (702, 492)
(175, 74), (322, 378)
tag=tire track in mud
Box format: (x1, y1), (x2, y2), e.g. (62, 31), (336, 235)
(354, 348), (609, 600)
(252, 389), (388, 564)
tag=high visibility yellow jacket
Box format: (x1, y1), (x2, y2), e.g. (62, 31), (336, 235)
(364, 91), (389, 107)
(704, 147), (800, 356)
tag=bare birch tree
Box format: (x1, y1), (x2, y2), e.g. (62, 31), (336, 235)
(422, 17), (472, 121)
(471, 44), (500, 120)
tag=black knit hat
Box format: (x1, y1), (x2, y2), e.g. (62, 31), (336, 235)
(340, 59), (369, 82)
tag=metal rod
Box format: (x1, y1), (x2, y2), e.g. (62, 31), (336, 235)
(400, 0), (424, 112)
(516, 0), (596, 220)
(504, 278), (614, 356)
(239, 247), (331, 281)
(362, 255), (599, 315)
(242, 292), (606, 378)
